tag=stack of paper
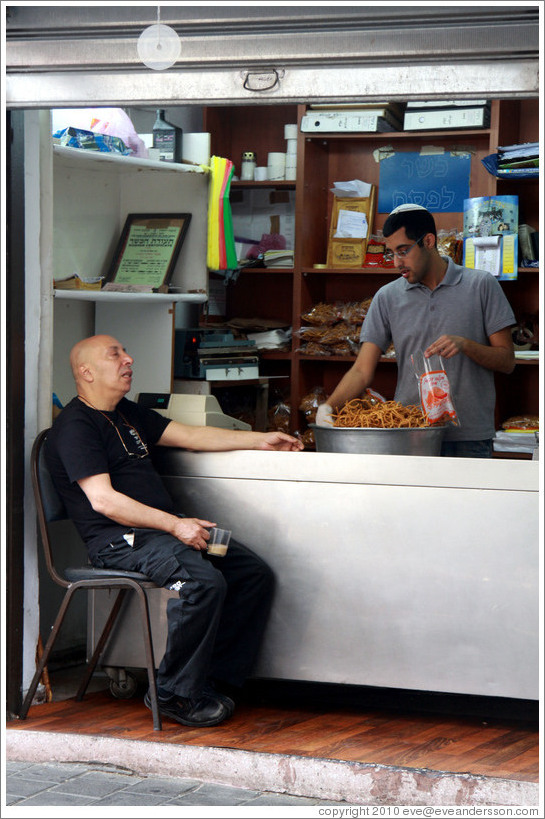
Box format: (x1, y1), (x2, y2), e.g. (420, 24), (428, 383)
(247, 328), (292, 350)
(497, 142), (539, 172)
(263, 250), (294, 268)
(482, 142), (539, 179)
(493, 430), (538, 454)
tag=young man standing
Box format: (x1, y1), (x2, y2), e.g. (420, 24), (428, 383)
(316, 204), (516, 457)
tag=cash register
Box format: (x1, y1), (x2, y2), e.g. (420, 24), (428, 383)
(137, 392), (251, 431)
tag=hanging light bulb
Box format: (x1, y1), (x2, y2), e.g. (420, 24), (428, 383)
(137, 6), (181, 71)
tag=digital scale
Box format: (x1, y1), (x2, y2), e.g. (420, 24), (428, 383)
(174, 329), (259, 381)
(137, 392), (251, 430)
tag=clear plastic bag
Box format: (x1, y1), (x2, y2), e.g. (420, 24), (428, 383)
(300, 302), (342, 326)
(411, 351), (460, 426)
(268, 399), (291, 433)
(299, 387), (328, 423)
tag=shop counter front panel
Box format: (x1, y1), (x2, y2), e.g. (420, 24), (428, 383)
(90, 451), (539, 700)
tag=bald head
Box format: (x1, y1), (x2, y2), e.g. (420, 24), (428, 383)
(70, 335), (117, 381)
(70, 335), (134, 409)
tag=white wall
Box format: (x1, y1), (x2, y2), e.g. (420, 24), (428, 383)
(23, 110), (55, 693)
(21, 108), (211, 695)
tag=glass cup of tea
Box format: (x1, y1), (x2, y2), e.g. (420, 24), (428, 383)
(207, 528), (232, 557)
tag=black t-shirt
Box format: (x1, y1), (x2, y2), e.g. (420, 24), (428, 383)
(45, 397), (173, 560)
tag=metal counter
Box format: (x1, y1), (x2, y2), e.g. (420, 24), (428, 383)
(90, 451), (539, 700)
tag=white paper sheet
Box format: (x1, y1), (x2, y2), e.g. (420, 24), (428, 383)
(334, 210), (368, 239)
(473, 235), (501, 276)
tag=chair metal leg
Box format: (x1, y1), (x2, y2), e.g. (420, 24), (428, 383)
(19, 584), (79, 719)
(75, 588), (128, 701)
(132, 584), (162, 730)
(19, 578), (162, 731)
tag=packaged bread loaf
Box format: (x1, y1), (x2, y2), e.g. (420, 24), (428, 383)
(501, 415), (539, 430)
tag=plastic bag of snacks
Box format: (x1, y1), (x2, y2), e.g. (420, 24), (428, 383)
(300, 302), (342, 326)
(52, 107), (148, 157)
(411, 351), (459, 426)
(297, 427), (316, 449)
(299, 387), (328, 424)
(436, 230), (464, 264)
(363, 238), (395, 268)
(54, 126), (131, 155)
(341, 299), (373, 324)
(268, 399), (291, 433)
(364, 387), (387, 405)
(296, 324), (360, 356)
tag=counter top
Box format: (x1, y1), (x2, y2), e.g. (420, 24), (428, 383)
(154, 449), (539, 493)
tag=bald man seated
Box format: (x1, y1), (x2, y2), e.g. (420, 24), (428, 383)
(45, 334), (303, 727)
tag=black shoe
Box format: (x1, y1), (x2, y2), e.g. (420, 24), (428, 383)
(144, 690), (230, 727)
(203, 681), (235, 717)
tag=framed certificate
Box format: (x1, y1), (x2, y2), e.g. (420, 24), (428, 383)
(104, 213), (192, 290)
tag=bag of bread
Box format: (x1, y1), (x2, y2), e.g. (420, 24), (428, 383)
(501, 415), (539, 431)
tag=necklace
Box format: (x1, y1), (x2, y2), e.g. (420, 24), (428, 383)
(77, 395), (149, 459)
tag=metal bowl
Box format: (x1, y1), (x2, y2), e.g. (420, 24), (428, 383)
(310, 424), (446, 456)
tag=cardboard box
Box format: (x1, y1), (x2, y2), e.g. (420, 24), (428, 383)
(327, 238), (366, 268)
(326, 188), (376, 268)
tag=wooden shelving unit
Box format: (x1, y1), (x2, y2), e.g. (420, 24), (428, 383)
(204, 100), (539, 450)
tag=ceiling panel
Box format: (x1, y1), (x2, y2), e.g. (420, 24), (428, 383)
(4, 4), (540, 106)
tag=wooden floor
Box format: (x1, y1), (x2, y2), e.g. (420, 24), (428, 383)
(7, 677), (539, 784)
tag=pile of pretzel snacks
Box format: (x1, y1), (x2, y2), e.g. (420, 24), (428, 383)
(332, 398), (430, 428)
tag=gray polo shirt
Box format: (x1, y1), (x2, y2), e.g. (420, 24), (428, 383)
(360, 258), (516, 441)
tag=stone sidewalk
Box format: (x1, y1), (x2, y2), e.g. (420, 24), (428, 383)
(4, 759), (348, 808)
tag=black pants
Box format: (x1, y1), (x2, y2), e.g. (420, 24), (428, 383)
(93, 529), (275, 700)
(440, 439), (493, 458)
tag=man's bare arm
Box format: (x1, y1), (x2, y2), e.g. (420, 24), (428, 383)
(78, 473), (215, 550)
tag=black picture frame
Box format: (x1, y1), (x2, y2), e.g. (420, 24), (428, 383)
(104, 213), (192, 290)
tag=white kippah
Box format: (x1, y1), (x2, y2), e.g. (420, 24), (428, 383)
(390, 203), (429, 215)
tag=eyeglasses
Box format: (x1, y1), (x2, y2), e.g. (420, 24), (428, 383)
(119, 418), (150, 459)
(97, 408), (149, 459)
(383, 234), (426, 263)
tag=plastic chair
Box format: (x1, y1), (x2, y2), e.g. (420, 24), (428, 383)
(19, 429), (163, 730)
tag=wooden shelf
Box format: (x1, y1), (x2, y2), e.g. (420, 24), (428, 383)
(238, 267), (294, 275)
(299, 354), (397, 364)
(260, 351), (292, 360)
(232, 180), (296, 190)
(513, 356), (539, 365)
(303, 128), (493, 141)
(302, 266), (538, 278)
(302, 266), (397, 275)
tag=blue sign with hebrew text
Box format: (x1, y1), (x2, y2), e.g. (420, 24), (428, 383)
(378, 151), (471, 213)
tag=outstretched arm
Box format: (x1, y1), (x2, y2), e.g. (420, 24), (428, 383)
(157, 421), (304, 452)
